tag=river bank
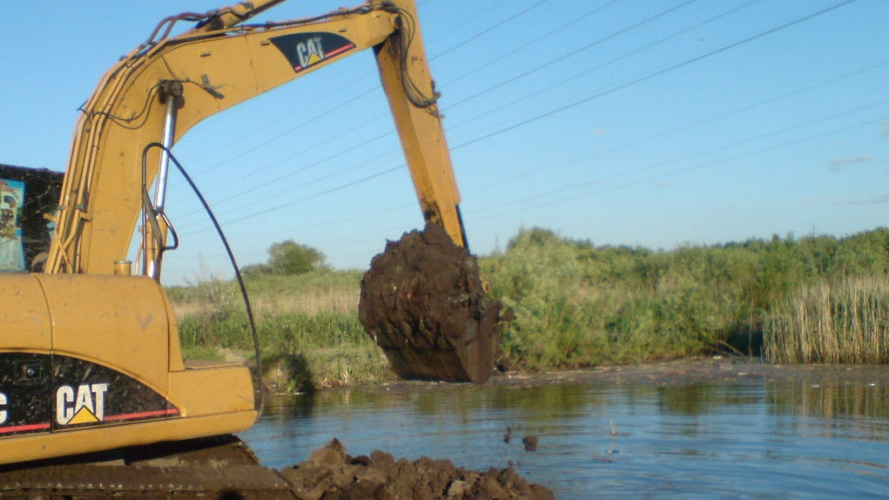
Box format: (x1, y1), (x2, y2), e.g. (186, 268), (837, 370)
(370, 355), (889, 390)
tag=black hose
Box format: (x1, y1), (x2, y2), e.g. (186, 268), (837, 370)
(141, 143), (264, 417)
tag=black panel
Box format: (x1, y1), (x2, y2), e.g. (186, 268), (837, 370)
(270, 32), (356, 73)
(0, 353), (179, 437)
(0, 353), (51, 435)
(51, 355), (179, 429)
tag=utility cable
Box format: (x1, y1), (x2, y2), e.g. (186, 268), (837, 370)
(447, 0), (700, 110)
(429, 0), (553, 62)
(442, 0), (623, 88)
(467, 58), (889, 193)
(475, 115), (888, 221)
(452, 0), (858, 151)
(170, 0), (859, 238)
(444, 0), (762, 133)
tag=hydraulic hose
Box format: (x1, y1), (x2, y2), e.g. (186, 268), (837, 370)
(142, 143), (264, 417)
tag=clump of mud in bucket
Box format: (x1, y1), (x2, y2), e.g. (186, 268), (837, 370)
(359, 222), (501, 383)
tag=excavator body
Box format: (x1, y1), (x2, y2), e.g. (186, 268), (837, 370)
(0, 0), (497, 467)
(0, 274), (256, 465)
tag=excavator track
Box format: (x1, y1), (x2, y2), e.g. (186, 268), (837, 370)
(0, 435), (295, 499)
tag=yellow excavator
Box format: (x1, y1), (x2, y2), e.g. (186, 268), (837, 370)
(0, 0), (494, 467)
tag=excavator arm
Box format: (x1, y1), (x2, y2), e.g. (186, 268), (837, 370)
(46, 0), (465, 278)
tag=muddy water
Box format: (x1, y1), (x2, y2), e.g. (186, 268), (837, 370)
(240, 371), (889, 499)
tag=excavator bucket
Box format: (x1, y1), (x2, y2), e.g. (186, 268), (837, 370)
(358, 223), (501, 383)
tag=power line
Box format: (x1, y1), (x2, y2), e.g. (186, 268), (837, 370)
(430, 0), (554, 62)
(474, 114), (887, 222)
(177, 0), (735, 226)
(253, 59), (889, 243)
(167, 0), (862, 242)
(446, 0), (701, 110)
(452, 0), (858, 150)
(466, 58), (889, 194)
(443, 0), (762, 132)
(441, 0), (623, 89)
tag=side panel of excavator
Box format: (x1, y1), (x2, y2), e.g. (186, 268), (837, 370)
(0, 274), (256, 465)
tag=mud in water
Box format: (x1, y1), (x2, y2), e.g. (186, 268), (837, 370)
(279, 438), (555, 500)
(359, 222), (501, 383)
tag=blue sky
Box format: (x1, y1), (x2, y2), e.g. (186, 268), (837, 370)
(2, 0), (887, 284)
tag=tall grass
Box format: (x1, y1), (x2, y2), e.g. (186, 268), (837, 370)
(168, 269), (394, 391)
(483, 227), (889, 370)
(764, 277), (889, 363)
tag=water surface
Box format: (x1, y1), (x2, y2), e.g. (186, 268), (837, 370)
(241, 374), (889, 499)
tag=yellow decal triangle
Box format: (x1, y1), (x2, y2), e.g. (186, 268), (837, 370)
(307, 53), (323, 66)
(69, 408), (99, 424)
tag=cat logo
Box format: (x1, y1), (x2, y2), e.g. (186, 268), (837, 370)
(296, 36), (325, 70)
(0, 392), (7, 424)
(270, 32), (356, 73)
(55, 383), (108, 425)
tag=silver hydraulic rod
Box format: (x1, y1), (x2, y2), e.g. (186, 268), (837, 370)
(144, 82), (181, 279)
(154, 94), (177, 213)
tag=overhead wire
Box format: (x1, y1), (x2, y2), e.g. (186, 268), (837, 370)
(173, 0), (710, 226)
(261, 56), (889, 245)
(443, 0), (763, 134)
(187, 0), (516, 172)
(440, 0), (623, 88)
(446, 0), (701, 111)
(164, 0), (866, 260)
(178, 0), (564, 191)
(452, 0), (859, 150)
(170, 0), (579, 225)
(474, 116), (888, 222)
(469, 97), (889, 219)
(429, 0), (554, 62)
(248, 0), (859, 221)
(466, 58), (889, 194)
(184, 90), (889, 245)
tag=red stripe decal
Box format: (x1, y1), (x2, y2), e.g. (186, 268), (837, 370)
(326, 44), (355, 57)
(294, 44), (355, 72)
(104, 408), (180, 421)
(0, 423), (51, 434)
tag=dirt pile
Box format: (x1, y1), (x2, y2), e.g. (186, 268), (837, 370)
(0, 436), (555, 499)
(359, 222), (501, 383)
(279, 438), (555, 500)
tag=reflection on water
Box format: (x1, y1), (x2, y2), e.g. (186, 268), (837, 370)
(241, 374), (889, 499)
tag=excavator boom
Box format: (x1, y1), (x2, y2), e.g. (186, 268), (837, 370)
(46, 0), (464, 277)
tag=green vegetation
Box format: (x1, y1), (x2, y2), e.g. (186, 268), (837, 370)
(765, 277), (889, 364)
(241, 239), (327, 276)
(167, 269), (394, 392)
(483, 227), (889, 370)
(167, 228), (889, 391)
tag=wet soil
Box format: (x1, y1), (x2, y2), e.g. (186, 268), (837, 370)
(0, 436), (554, 500)
(279, 438), (554, 500)
(359, 222), (501, 383)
